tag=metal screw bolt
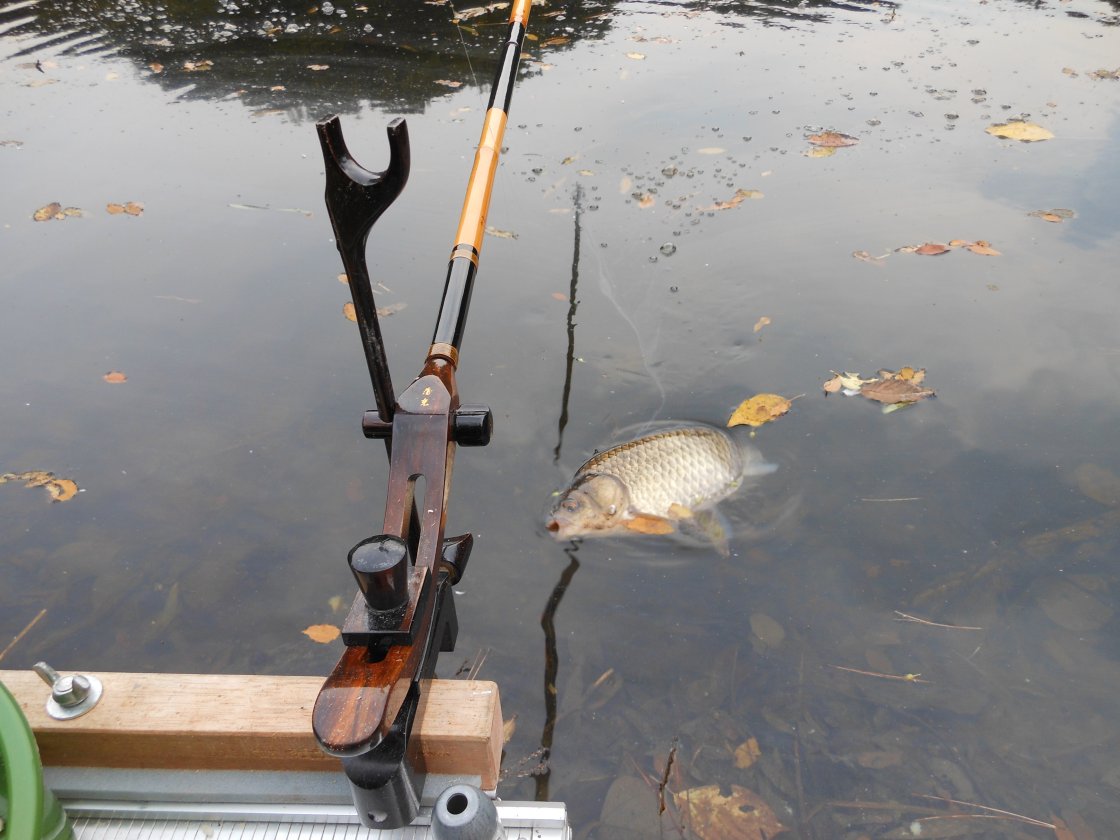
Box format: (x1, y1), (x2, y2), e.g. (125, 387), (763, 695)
(33, 661), (103, 720)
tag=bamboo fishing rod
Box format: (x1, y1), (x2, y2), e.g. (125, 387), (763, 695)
(310, 0), (534, 828)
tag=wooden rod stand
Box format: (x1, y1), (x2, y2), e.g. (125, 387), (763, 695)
(0, 670), (502, 789)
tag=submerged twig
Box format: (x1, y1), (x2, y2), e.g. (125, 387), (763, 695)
(828, 664), (929, 684)
(0, 608), (47, 664)
(658, 739), (678, 815)
(893, 610), (984, 630)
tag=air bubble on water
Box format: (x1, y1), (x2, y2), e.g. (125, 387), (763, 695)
(660, 243), (677, 256)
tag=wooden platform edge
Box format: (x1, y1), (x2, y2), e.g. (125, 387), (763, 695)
(0, 671), (501, 788)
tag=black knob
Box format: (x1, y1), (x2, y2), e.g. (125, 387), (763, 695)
(453, 405), (492, 446)
(349, 535), (409, 613)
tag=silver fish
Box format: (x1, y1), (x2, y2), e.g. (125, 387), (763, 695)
(546, 423), (776, 546)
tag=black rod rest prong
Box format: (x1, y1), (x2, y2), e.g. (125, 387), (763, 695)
(316, 115), (411, 423)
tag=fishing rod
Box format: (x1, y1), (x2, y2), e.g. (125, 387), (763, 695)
(311, 0), (533, 828)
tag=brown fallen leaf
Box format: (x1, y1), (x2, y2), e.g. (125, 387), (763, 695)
(914, 242), (950, 256)
(149, 62), (164, 73)
(0, 471), (80, 503)
(753, 316), (771, 333)
(377, 302), (407, 318)
(637, 194), (655, 209)
(434, 79), (463, 88)
(32, 203), (81, 222)
(307, 64), (330, 71)
(183, 60), (213, 72)
(103, 371), (128, 383)
(807, 130), (858, 147)
(302, 624), (341, 643)
(728, 393), (794, 428)
(1029, 208), (1076, 223)
(502, 714), (518, 744)
(710, 188), (764, 210)
(541, 36), (570, 47)
(985, 121), (1054, 142)
(859, 377), (935, 405)
(107, 202), (144, 216)
(673, 784), (786, 840)
(967, 240), (1001, 256)
(45, 479), (79, 502)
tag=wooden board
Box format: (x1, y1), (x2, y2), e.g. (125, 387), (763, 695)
(0, 671), (501, 788)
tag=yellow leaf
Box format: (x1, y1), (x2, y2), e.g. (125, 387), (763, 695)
(625, 52), (645, 60)
(985, 121), (1054, 142)
(968, 241), (1001, 256)
(807, 130), (858, 147)
(103, 371), (128, 383)
(46, 479), (79, 502)
(328, 595), (346, 613)
(343, 302), (357, 322)
(697, 147), (725, 155)
(502, 714), (517, 744)
(33, 202), (62, 221)
(733, 737), (761, 769)
(673, 785), (785, 840)
(753, 316), (771, 333)
(804, 146), (835, 158)
(637, 194), (655, 209)
(728, 394), (792, 428)
(302, 624), (341, 643)
(107, 203), (125, 215)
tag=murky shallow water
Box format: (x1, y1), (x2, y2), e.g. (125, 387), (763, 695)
(3, 0), (1120, 835)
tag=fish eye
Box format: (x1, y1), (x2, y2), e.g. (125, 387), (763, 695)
(561, 499), (581, 513)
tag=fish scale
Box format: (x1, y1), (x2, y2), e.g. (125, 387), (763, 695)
(577, 426), (744, 517)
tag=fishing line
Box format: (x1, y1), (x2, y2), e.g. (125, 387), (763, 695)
(591, 244), (668, 428)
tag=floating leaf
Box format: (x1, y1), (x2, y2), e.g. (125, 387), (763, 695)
(753, 316), (771, 333)
(45, 479), (79, 502)
(502, 714), (517, 744)
(541, 36), (570, 47)
(32, 202), (81, 222)
(637, 193), (655, 209)
(626, 52), (646, 60)
(914, 242), (950, 256)
(103, 370), (128, 383)
(967, 240), (1001, 256)
(673, 785), (785, 840)
(807, 130), (858, 147)
(859, 377), (935, 405)
(822, 371), (879, 394)
(149, 62), (164, 73)
(852, 250), (888, 266)
(1028, 208), (1075, 223)
(985, 121), (1054, 142)
(377, 302), (406, 317)
(804, 146), (835, 158)
(697, 147), (725, 155)
(733, 737), (762, 769)
(434, 78), (463, 88)
(107, 201), (144, 216)
(0, 471), (80, 503)
(485, 226), (518, 239)
(182, 60), (213, 72)
(303, 624), (341, 643)
(728, 393), (793, 428)
(710, 188), (763, 210)
(327, 595), (346, 613)
(343, 302), (357, 322)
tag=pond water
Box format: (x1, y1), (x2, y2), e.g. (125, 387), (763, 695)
(3, 0), (1120, 836)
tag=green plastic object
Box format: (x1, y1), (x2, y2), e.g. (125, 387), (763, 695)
(0, 680), (72, 840)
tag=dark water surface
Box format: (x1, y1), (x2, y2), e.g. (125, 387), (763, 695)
(3, 0), (1120, 836)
